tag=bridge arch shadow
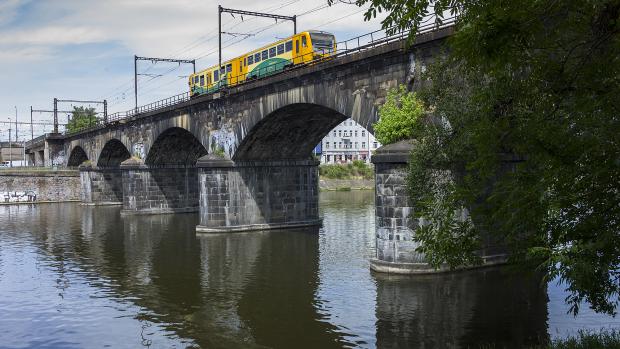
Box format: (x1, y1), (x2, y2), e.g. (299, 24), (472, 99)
(98, 139), (131, 168)
(234, 103), (349, 161)
(146, 127), (208, 166)
(67, 146), (89, 167)
(122, 127), (208, 214)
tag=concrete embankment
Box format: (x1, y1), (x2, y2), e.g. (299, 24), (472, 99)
(0, 169), (81, 203)
(319, 178), (374, 191)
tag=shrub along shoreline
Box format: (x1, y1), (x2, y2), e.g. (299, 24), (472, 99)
(319, 160), (373, 180)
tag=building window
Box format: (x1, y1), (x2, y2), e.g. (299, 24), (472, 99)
(325, 142), (329, 149)
(333, 142), (336, 148)
(338, 130), (342, 137)
(362, 130), (366, 137)
(354, 142), (358, 148)
(339, 142), (342, 149)
(362, 142), (366, 149)
(333, 130), (336, 137)
(355, 130), (358, 137)
(326, 155), (331, 162)
(373, 142), (378, 148)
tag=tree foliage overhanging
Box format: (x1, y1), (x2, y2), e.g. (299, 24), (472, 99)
(67, 106), (98, 133)
(360, 0), (620, 315)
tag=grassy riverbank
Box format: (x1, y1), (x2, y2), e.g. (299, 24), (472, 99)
(481, 330), (620, 349)
(545, 330), (620, 349)
(319, 160), (373, 180)
(319, 161), (374, 191)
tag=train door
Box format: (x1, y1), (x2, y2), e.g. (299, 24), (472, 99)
(237, 57), (246, 84)
(294, 36), (301, 64)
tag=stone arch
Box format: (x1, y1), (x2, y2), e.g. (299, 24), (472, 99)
(67, 146), (89, 167)
(233, 103), (350, 161)
(145, 127), (208, 166)
(97, 139), (131, 168)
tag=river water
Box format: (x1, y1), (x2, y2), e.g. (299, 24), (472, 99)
(0, 191), (618, 349)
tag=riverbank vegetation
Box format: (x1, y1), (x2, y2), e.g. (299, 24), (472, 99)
(348, 0), (620, 316)
(545, 330), (620, 349)
(319, 160), (374, 180)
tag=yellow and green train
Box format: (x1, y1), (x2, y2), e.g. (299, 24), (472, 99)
(189, 31), (336, 96)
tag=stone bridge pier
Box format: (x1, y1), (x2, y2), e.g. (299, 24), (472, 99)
(196, 157), (320, 232)
(75, 140), (128, 205)
(120, 127), (207, 215)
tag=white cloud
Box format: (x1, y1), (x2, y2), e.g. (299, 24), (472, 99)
(0, 26), (108, 45)
(0, 46), (52, 62)
(0, 0), (25, 26)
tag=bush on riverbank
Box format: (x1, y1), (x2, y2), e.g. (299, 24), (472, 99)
(545, 330), (620, 349)
(481, 330), (620, 349)
(319, 160), (373, 180)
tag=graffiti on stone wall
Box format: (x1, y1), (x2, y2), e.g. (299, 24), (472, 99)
(52, 150), (66, 166)
(132, 142), (145, 159)
(1, 191), (37, 203)
(210, 127), (237, 158)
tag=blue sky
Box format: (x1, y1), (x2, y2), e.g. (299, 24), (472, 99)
(0, 0), (386, 141)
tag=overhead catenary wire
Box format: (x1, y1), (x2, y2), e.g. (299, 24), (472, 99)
(99, 0), (306, 103)
(105, 1), (350, 111)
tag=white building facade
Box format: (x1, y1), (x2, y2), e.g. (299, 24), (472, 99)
(316, 118), (381, 164)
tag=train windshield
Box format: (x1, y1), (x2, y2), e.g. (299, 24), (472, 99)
(310, 32), (335, 54)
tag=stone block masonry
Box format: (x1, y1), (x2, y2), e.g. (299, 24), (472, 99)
(121, 159), (200, 215)
(196, 156), (321, 233)
(0, 170), (80, 203)
(80, 167), (124, 205)
(370, 140), (508, 274)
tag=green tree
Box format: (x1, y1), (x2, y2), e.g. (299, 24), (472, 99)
(373, 85), (425, 145)
(67, 106), (98, 133)
(353, 0), (620, 315)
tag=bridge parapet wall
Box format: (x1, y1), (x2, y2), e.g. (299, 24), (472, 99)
(196, 156), (320, 233)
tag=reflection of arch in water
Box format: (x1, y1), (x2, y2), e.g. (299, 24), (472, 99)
(373, 267), (549, 348)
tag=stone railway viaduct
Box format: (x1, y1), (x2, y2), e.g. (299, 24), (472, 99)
(26, 27), (482, 273)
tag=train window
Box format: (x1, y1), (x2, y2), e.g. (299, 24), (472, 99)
(220, 67), (225, 75)
(244, 57), (247, 66)
(194, 76), (199, 84)
(248, 55), (254, 65)
(226, 64), (232, 72)
(269, 47), (276, 58)
(207, 74), (211, 85)
(296, 40), (299, 53)
(285, 41), (292, 52)
(200, 75), (204, 86)
(277, 44), (284, 55)
(214, 70), (219, 81)
(302, 36), (307, 47)
(255, 53), (261, 62)
(262, 50), (268, 60)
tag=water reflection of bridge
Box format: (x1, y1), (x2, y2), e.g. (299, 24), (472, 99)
(2, 201), (550, 348)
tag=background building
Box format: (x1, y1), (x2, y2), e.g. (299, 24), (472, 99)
(316, 118), (381, 164)
(0, 142), (26, 167)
